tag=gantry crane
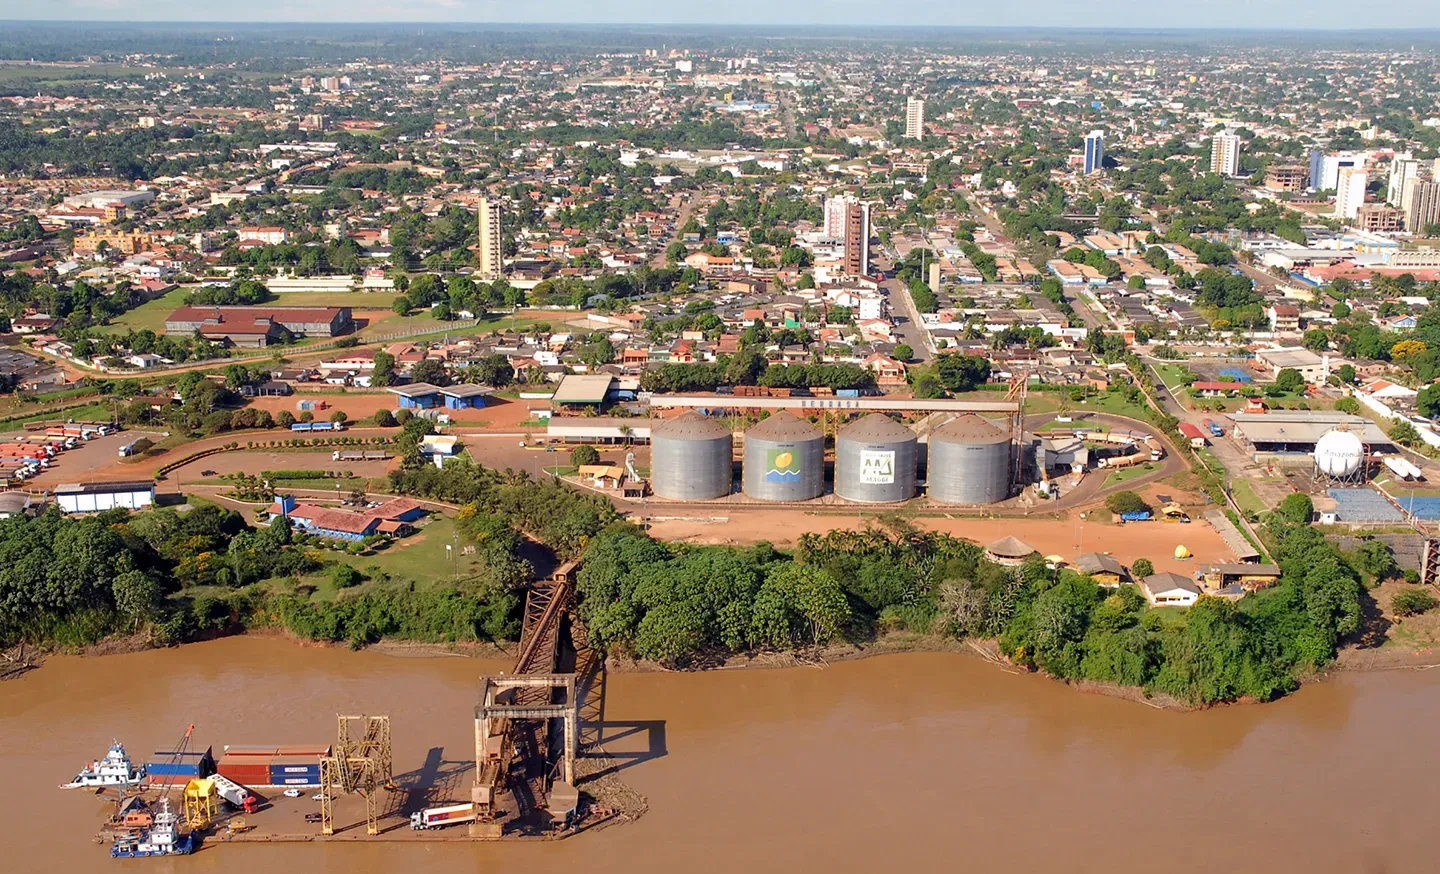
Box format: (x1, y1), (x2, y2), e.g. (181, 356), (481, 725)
(318, 715), (392, 836)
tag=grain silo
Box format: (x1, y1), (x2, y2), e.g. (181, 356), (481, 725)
(927, 414), (1012, 504)
(835, 413), (918, 503)
(742, 411), (824, 501)
(650, 412), (734, 500)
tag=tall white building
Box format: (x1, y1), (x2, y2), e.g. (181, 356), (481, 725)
(823, 196), (850, 239)
(477, 197), (503, 281)
(1335, 167), (1368, 220)
(904, 96), (925, 140)
(1083, 130), (1105, 175)
(1210, 132), (1242, 177)
(1388, 157), (1420, 207)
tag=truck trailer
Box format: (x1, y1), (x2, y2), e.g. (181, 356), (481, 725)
(410, 803), (476, 830)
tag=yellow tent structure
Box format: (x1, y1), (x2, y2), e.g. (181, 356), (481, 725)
(1174, 544), (1192, 560)
(183, 777), (217, 828)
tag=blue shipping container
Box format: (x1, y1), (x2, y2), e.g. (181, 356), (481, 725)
(270, 765), (321, 776)
(274, 776), (321, 786)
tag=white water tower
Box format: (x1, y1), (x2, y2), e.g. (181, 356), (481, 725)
(1313, 429), (1365, 482)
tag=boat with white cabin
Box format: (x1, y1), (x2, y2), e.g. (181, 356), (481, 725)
(60, 741), (146, 789)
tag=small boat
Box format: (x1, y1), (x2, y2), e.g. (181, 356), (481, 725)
(282, 788), (301, 798)
(110, 798), (197, 858)
(61, 742), (146, 789)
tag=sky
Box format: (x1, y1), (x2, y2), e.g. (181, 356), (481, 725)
(4, 1), (1440, 28)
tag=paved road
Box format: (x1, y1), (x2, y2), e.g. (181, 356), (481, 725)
(873, 254), (935, 362)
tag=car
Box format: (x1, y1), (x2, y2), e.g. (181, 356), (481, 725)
(283, 788), (302, 798)
(201, 469), (217, 476)
(304, 813), (323, 823)
(545, 446), (556, 452)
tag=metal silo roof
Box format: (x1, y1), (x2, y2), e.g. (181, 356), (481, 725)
(933, 414), (1010, 445)
(652, 411), (731, 441)
(746, 410), (821, 441)
(838, 413), (916, 443)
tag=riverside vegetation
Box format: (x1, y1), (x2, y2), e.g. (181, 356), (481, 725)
(0, 457), (1365, 705)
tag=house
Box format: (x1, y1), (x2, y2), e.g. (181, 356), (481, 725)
(164, 306), (353, 343)
(1199, 563), (1283, 592)
(267, 495), (427, 541)
(11, 316), (60, 334)
(1074, 553), (1126, 587)
(1190, 381), (1245, 398)
(1178, 422), (1207, 449)
(1139, 572), (1202, 607)
(578, 464), (624, 488)
(863, 353), (907, 386)
(1266, 304), (1301, 333)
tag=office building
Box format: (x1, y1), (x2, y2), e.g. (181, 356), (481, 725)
(1315, 151), (1367, 192)
(1210, 132), (1242, 177)
(1388, 157), (1421, 207)
(1309, 150), (1325, 192)
(1406, 180), (1440, 233)
(1083, 130), (1105, 175)
(1335, 167), (1368, 220)
(843, 201), (870, 276)
(477, 197), (503, 280)
(904, 97), (925, 140)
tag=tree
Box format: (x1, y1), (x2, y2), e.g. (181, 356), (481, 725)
(330, 410), (348, 425)
(1105, 490), (1149, 516)
(1275, 493), (1314, 526)
(1334, 396), (1360, 414)
(276, 410), (296, 428)
(371, 351), (398, 387)
(112, 570), (162, 628)
(1418, 384), (1440, 419)
(409, 358), (450, 387)
(1390, 419), (1420, 447)
(1392, 587), (1438, 617)
(1130, 558), (1154, 579)
(570, 444), (600, 468)
(392, 295), (412, 316)
(372, 409), (397, 427)
(1355, 539), (1397, 580)
(892, 344), (914, 362)
(1273, 368), (1305, 393)
(332, 565), (363, 589)
(1391, 339), (1428, 361)
(934, 354), (992, 392)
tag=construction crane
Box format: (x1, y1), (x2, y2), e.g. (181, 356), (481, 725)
(153, 725), (195, 799)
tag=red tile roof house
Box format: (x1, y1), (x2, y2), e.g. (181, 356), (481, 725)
(266, 496), (427, 541)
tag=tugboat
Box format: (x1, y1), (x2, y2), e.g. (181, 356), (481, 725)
(60, 742), (146, 789)
(110, 798), (197, 858)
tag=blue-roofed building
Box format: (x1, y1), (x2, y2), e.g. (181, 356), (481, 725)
(387, 383), (444, 409)
(439, 384), (494, 409)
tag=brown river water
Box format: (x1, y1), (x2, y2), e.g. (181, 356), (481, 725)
(3, 636), (1439, 874)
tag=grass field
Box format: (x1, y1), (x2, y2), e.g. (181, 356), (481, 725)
(0, 402), (115, 433)
(1103, 462), (1159, 489)
(1083, 391), (1156, 422)
(1151, 363), (1191, 391)
(1229, 479), (1269, 518)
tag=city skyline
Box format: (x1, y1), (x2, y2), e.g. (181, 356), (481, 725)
(7, 3), (1440, 26)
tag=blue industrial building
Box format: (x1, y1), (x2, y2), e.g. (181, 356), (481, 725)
(387, 383), (494, 410)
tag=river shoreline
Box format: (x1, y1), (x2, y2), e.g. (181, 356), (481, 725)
(23, 625), (1437, 710)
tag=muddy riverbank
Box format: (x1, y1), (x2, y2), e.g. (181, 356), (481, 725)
(5, 636), (1440, 874)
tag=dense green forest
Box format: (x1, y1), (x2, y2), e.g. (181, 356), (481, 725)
(576, 500), (1365, 705)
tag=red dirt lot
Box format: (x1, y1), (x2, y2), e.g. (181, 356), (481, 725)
(243, 392), (544, 431)
(170, 449), (397, 484)
(641, 511), (1236, 576)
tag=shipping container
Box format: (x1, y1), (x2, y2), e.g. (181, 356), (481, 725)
(274, 745), (331, 757)
(223, 745), (281, 757)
